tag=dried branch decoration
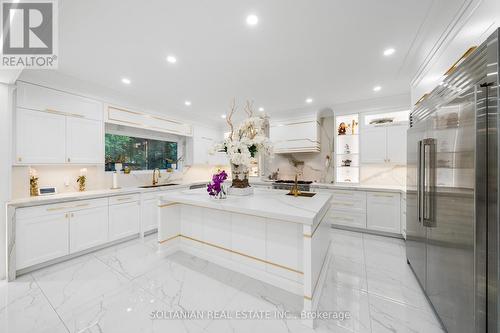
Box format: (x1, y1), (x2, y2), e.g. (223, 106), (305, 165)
(226, 98), (236, 140)
(244, 100), (254, 117)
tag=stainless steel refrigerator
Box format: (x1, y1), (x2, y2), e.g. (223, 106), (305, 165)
(407, 28), (499, 333)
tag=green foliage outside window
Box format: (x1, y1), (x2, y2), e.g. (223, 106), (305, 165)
(105, 134), (178, 171)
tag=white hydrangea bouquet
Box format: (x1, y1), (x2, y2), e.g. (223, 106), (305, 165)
(211, 100), (273, 191)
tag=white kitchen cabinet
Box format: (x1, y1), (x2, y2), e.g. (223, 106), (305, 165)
(141, 198), (158, 233)
(360, 127), (386, 164)
(66, 116), (103, 164)
(270, 118), (320, 153)
(386, 126), (407, 164)
(109, 201), (140, 241)
(187, 124), (227, 166)
(69, 206), (109, 253)
(16, 81), (103, 120)
(16, 213), (69, 270)
(361, 125), (407, 164)
(15, 108), (66, 164)
(366, 192), (401, 233)
(106, 106), (192, 137)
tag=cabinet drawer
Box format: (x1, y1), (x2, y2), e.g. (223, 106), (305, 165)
(330, 190), (366, 212)
(17, 198), (109, 219)
(109, 194), (141, 205)
(328, 209), (366, 229)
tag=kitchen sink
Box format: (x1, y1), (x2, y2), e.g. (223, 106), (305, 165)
(286, 192), (316, 197)
(139, 183), (179, 188)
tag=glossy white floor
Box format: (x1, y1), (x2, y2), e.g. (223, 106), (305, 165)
(0, 229), (445, 333)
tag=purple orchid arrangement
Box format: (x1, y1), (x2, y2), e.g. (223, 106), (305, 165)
(207, 170), (228, 198)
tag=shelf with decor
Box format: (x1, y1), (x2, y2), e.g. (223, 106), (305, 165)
(335, 114), (359, 183)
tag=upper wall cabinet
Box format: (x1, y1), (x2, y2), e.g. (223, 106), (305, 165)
(15, 82), (104, 165)
(106, 106), (193, 137)
(360, 111), (409, 165)
(16, 81), (103, 121)
(185, 124), (227, 166)
(270, 118), (320, 153)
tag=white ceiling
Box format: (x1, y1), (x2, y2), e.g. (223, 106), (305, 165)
(47, 0), (464, 122)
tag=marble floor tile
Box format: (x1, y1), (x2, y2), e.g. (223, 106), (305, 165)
(365, 266), (432, 313)
(32, 255), (129, 313)
(0, 275), (68, 333)
(94, 241), (171, 280)
(327, 256), (368, 291)
(318, 279), (372, 333)
(0, 228), (448, 333)
(331, 229), (366, 264)
(58, 281), (204, 333)
(368, 293), (444, 333)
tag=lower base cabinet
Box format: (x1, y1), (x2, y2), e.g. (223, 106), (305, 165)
(16, 213), (69, 270)
(109, 201), (140, 241)
(320, 188), (402, 235)
(366, 192), (401, 233)
(69, 206), (109, 253)
(141, 198), (158, 233)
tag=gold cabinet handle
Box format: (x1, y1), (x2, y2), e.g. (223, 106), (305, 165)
(74, 203), (89, 207)
(332, 201), (354, 206)
(17, 157), (22, 162)
(47, 206), (69, 212)
(64, 213), (69, 218)
(334, 216), (355, 222)
(117, 197), (133, 201)
(373, 193), (394, 197)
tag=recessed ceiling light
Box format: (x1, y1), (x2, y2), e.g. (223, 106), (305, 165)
(121, 78), (131, 85)
(184, 101), (191, 106)
(383, 48), (396, 56)
(246, 14), (259, 26)
(373, 86), (382, 92)
(221, 114), (227, 119)
(166, 55), (177, 63)
(305, 98), (313, 104)
(258, 107), (264, 112)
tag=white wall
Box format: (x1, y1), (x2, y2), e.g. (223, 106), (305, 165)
(0, 84), (13, 280)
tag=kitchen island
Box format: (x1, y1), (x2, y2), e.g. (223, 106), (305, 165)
(157, 188), (332, 328)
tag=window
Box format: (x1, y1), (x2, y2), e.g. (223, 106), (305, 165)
(105, 134), (178, 171)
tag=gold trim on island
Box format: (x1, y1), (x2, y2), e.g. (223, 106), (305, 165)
(158, 234), (304, 275)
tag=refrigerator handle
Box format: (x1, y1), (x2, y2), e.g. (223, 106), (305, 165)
(417, 140), (423, 223)
(422, 138), (436, 227)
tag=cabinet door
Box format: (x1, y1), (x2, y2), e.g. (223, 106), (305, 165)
(360, 127), (386, 163)
(366, 192), (401, 233)
(66, 117), (104, 164)
(109, 202), (140, 241)
(69, 206), (108, 253)
(15, 108), (66, 164)
(141, 198), (158, 232)
(16, 213), (69, 269)
(386, 126), (407, 164)
(17, 82), (103, 120)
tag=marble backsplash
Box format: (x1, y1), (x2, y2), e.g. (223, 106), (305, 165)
(10, 164), (221, 199)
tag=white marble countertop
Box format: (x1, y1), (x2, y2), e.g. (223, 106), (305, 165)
(250, 180), (405, 193)
(160, 188), (332, 225)
(7, 179), (404, 209)
(7, 182), (205, 208)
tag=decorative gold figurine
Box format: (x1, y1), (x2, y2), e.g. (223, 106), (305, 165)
(77, 168), (87, 192)
(30, 176), (39, 196)
(77, 176), (86, 191)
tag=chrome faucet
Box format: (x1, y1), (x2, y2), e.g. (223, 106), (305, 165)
(152, 168), (161, 185)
